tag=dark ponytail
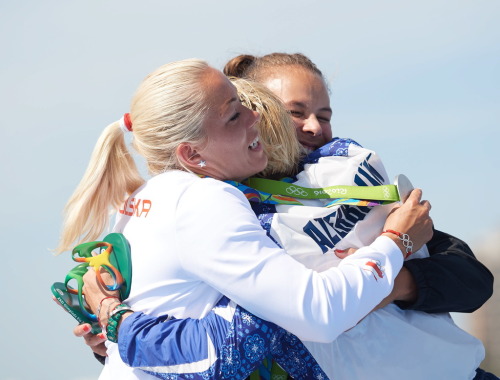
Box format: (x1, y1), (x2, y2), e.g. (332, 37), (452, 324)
(223, 54), (256, 78)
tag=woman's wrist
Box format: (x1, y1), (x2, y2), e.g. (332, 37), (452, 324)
(97, 298), (122, 327)
(106, 304), (134, 343)
(381, 230), (413, 258)
(381, 232), (406, 257)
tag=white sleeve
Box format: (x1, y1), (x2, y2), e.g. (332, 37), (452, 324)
(175, 179), (403, 343)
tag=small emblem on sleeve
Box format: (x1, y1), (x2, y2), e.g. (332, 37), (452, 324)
(363, 259), (385, 281)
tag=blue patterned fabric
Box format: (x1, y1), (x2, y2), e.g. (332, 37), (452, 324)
(120, 297), (328, 379)
(300, 138), (361, 168)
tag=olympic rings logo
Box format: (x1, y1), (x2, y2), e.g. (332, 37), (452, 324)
(383, 187), (390, 199)
(286, 186), (308, 197)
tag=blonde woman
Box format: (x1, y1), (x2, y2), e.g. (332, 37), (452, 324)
(59, 60), (432, 379)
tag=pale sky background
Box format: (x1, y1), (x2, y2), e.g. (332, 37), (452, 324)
(1, 1), (499, 379)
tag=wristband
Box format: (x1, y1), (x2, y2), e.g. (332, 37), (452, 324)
(106, 304), (133, 343)
(382, 229), (413, 258)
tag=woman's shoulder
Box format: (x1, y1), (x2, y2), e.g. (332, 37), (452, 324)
(142, 170), (199, 194)
(147, 171), (238, 194)
(172, 174), (252, 209)
(134, 171), (231, 202)
(138, 171), (253, 219)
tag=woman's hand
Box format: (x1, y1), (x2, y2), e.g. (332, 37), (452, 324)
(70, 269), (129, 358)
(82, 269), (119, 310)
(73, 323), (107, 357)
(82, 269), (121, 328)
(53, 295), (109, 357)
(382, 189), (433, 256)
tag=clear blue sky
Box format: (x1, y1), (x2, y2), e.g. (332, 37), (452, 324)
(1, 1), (499, 379)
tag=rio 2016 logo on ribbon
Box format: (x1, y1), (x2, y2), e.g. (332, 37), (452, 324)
(286, 185), (308, 197)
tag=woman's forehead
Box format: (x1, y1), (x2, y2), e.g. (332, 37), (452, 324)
(263, 68), (329, 105)
(203, 69), (238, 108)
(201, 69), (239, 118)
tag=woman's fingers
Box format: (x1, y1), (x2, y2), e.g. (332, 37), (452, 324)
(406, 188), (422, 203)
(90, 342), (108, 357)
(73, 323), (108, 356)
(334, 248), (358, 259)
(73, 323), (91, 337)
(406, 190), (431, 211)
(420, 199), (431, 210)
(383, 188), (434, 254)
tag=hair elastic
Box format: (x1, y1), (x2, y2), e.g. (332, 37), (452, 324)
(119, 113), (133, 132)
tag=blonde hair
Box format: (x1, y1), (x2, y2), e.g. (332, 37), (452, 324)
(56, 59), (211, 253)
(231, 78), (303, 179)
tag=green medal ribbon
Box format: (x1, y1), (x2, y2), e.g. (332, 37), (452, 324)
(244, 177), (400, 202)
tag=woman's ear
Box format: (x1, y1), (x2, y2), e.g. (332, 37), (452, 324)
(176, 143), (202, 170)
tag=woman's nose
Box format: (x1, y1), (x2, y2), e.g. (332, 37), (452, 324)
(249, 110), (260, 128)
(302, 115), (322, 136)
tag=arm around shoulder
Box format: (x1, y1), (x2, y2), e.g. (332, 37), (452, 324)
(175, 179), (404, 342)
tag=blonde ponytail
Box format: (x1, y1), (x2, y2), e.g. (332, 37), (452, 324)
(56, 121), (144, 253)
(57, 59), (212, 253)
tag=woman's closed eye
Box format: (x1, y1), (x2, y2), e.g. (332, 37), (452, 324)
(288, 110), (304, 118)
(229, 112), (240, 122)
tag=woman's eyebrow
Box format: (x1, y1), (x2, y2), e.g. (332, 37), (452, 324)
(286, 101), (306, 109)
(286, 101), (332, 114)
(220, 96), (238, 116)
